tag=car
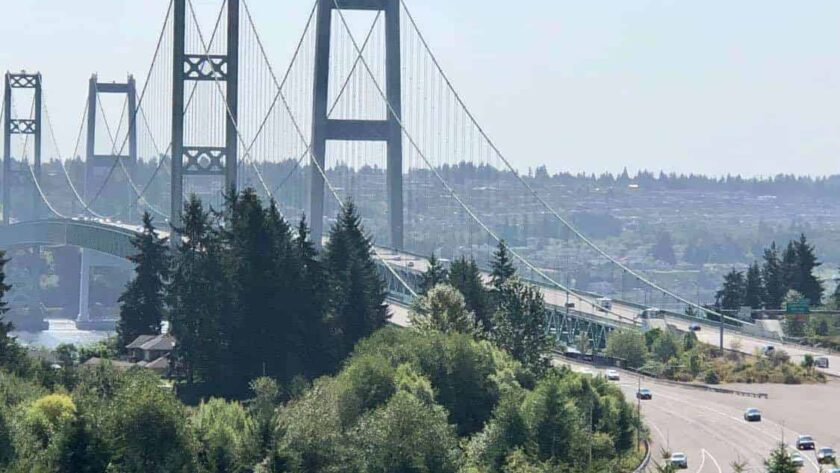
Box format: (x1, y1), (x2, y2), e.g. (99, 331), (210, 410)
(605, 369), (620, 381)
(565, 302), (576, 308)
(818, 447), (837, 464)
(796, 435), (816, 450)
(636, 388), (652, 400)
(816, 357), (830, 369)
(743, 408), (761, 422)
(828, 468), (840, 473)
(669, 452), (688, 469)
(791, 452), (805, 468)
(688, 323), (701, 331)
(763, 345), (776, 356)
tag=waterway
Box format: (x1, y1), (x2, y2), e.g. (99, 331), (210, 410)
(12, 319), (112, 349)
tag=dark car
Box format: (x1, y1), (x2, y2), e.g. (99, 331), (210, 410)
(688, 323), (701, 332)
(818, 447), (836, 465)
(637, 388), (652, 400)
(743, 408), (761, 422)
(796, 435), (816, 450)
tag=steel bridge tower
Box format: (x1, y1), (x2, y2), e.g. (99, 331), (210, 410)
(84, 74), (138, 220)
(171, 0), (239, 229)
(310, 0), (404, 249)
(3, 72), (42, 224)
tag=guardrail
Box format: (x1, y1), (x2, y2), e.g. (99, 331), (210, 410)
(633, 440), (652, 473)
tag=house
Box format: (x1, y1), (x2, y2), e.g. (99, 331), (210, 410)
(126, 334), (175, 362)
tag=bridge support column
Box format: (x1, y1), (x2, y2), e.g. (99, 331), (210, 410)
(77, 249), (91, 323)
(171, 0), (239, 232)
(310, 0), (404, 249)
(3, 72), (43, 223)
(84, 75), (138, 221)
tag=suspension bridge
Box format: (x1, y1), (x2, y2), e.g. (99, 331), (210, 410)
(0, 0), (790, 350)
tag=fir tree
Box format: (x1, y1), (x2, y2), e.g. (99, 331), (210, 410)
(448, 256), (491, 331)
(792, 234), (823, 305)
(0, 250), (19, 369)
(168, 196), (227, 387)
(781, 241), (799, 295)
(323, 202), (389, 363)
(764, 444), (799, 473)
(117, 212), (169, 350)
(291, 216), (330, 378)
(491, 278), (551, 373)
(419, 253), (448, 294)
(744, 262), (765, 309)
(224, 189), (286, 388)
(491, 240), (516, 290)
(53, 411), (109, 473)
(651, 232), (677, 265)
(762, 242), (786, 310)
(715, 269), (745, 311)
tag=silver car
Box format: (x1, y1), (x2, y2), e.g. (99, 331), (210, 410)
(605, 369), (620, 381)
(669, 452), (688, 469)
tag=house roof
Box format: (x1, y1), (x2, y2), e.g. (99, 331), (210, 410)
(126, 334), (175, 352)
(126, 335), (156, 350)
(81, 357), (134, 371)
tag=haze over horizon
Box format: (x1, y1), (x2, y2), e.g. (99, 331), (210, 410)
(2, 0), (840, 178)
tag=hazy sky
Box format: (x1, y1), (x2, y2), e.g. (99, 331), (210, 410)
(2, 0), (840, 177)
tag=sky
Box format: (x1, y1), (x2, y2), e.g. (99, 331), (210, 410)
(2, 0), (840, 177)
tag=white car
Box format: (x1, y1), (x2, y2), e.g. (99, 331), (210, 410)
(791, 452), (805, 468)
(605, 369), (620, 381)
(669, 452), (688, 469)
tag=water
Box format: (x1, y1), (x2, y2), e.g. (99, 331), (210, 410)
(12, 319), (113, 349)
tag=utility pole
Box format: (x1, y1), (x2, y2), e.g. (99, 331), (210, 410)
(719, 310), (725, 354)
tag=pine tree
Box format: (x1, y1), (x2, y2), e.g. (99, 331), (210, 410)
(715, 269), (745, 311)
(419, 253), (448, 294)
(491, 240), (516, 290)
(448, 256), (491, 331)
(323, 202), (389, 363)
(117, 212), (169, 350)
(764, 444), (799, 473)
(744, 262), (765, 309)
(491, 278), (551, 373)
(792, 234), (823, 305)
(0, 250), (19, 369)
(762, 242), (786, 310)
(409, 284), (478, 335)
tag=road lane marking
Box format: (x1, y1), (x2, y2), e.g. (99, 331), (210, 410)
(702, 449), (722, 473)
(693, 449), (706, 473)
(651, 390), (821, 473)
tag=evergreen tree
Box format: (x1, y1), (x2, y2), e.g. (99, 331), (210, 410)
(491, 278), (551, 374)
(290, 216), (330, 378)
(792, 234), (823, 305)
(323, 202), (389, 363)
(223, 189), (287, 389)
(168, 196), (227, 387)
(744, 262), (765, 309)
(448, 256), (491, 331)
(762, 242), (786, 310)
(781, 241), (799, 295)
(491, 240), (516, 290)
(419, 253), (448, 294)
(715, 269), (745, 311)
(764, 444), (799, 473)
(117, 212), (168, 350)
(0, 250), (19, 369)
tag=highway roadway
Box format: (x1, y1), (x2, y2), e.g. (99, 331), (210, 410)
(563, 361), (840, 472)
(379, 249), (840, 378)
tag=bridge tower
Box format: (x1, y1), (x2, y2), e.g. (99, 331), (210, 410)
(171, 0), (239, 229)
(78, 75), (138, 323)
(3, 72), (43, 224)
(84, 74), (138, 220)
(310, 0), (404, 249)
